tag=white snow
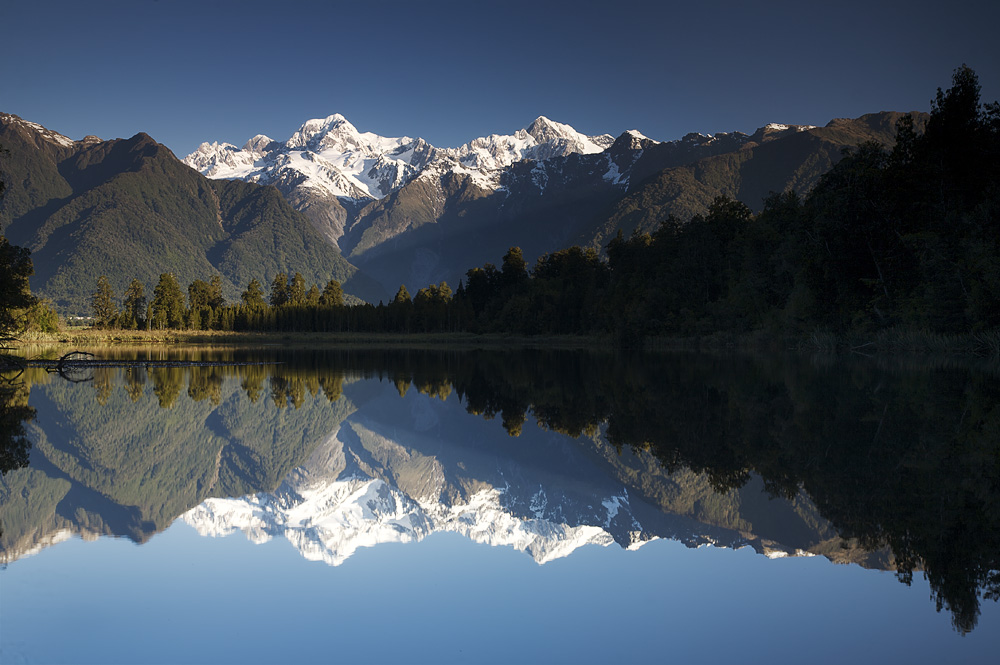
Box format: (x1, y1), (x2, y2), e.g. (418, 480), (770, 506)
(183, 113), (620, 202)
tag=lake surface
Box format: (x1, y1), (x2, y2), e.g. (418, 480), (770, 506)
(1, 347), (998, 664)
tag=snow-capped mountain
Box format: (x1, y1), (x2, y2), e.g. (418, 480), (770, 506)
(184, 113), (438, 200)
(445, 115), (614, 171)
(181, 110), (897, 298)
(183, 113), (614, 202)
(0, 112), (102, 150)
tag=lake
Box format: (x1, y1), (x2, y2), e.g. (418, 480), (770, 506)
(1, 347), (998, 664)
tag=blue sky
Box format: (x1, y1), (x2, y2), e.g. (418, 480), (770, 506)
(3, 0), (998, 158)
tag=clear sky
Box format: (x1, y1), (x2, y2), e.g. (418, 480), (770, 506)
(3, 0), (998, 159)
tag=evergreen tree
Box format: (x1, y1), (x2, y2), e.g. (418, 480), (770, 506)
(151, 273), (185, 329)
(241, 279), (266, 309)
(289, 272), (307, 305)
(0, 236), (37, 348)
(392, 285), (411, 304)
(208, 275), (225, 308)
(305, 285), (321, 307)
(270, 273), (289, 307)
(121, 279), (147, 330)
(319, 279), (345, 307)
(501, 247), (529, 292)
(187, 279), (213, 309)
(90, 275), (118, 329)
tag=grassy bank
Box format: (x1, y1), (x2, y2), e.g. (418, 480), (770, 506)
(11, 325), (1000, 357)
(11, 328), (614, 350)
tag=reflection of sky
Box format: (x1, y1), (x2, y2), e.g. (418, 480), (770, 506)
(3, 522), (996, 665)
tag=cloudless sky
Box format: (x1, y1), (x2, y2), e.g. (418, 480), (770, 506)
(3, 0), (998, 158)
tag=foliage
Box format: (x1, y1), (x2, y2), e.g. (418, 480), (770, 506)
(0, 235), (37, 346)
(121, 278), (147, 330)
(90, 275), (118, 329)
(150, 273), (185, 330)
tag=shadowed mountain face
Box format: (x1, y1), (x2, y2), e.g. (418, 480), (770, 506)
(1, 348), (996, 632)
(0, 114), (386, 312)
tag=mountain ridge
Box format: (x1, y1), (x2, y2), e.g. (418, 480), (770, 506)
(183, 111), (919, 295)
(0, 113), (387, 311)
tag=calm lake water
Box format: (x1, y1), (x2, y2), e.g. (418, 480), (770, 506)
(1, 347), (998, 664)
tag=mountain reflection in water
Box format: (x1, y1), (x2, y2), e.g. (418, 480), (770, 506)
(1, 348), (998, 634)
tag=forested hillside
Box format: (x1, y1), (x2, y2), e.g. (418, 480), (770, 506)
(0, 119), (385, 313)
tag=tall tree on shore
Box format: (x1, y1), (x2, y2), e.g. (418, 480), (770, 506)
(0, 236), (37, 349)
(319, 279), (344, 307)
(90, 276), (118, 329)
(270, 273), (289, 307)
(150, 273), (185, 329)
(289, 272), (307, 305)
(242, 279), (266, 308)
(121, 279), (147, 330)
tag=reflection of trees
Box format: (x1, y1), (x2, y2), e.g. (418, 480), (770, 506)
(187, 367), (224, 405)
(123, 366), (146, 402)
(151, 367), (185, 408)
(405, 350), (999, 635)
(300, 347), (997, 634)
(5, 347), (996, 632)
(0, 377), (34, 475)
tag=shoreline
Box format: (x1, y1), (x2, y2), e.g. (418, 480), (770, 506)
(7, 326), (1000, 358)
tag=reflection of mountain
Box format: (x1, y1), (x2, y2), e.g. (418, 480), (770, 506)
(4, 349), (994, 632)
(183, 378), (865, 566)
(0, 368), (352, 562)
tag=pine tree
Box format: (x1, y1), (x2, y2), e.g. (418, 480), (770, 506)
(121, 279), (147, 330)
(208, 275), (225, 308)
(392, 285), (411, 304)
(151, 273), (185, 329)
(0, 236), (37, 346)
(319, 279), (345, 307)
(270, 273), (289, 307)
(305, 285), (321, 307)
(90, 275), (118, 329)
(241, 279), (266, 309)
(289, 272), (307, 305)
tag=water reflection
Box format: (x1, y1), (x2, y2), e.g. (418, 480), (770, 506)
(1, 348), (998, 633)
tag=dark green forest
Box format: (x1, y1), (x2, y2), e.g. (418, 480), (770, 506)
(71, 66), (1000, 347)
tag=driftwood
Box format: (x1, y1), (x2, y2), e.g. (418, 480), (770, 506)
(3, 350), (281, 384)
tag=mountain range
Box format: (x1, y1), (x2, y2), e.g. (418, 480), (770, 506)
(1, 109), (925, 310)
(182, 110), (924, 296)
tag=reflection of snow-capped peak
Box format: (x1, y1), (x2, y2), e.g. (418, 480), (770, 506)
(182, 472), (634, 566)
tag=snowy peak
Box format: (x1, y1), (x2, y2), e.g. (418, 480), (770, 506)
(286, 113), (408, 156)
(447, 116), (614, 171)
(243, 134), (278, 154)
(183, 113), (436, 199)
(526, 115), (602, 146)
(183, 113), (621, 202)
(610, 129), (659, 153)
(0, 112), (90, 149)
(186, 141), (262, 179)
(749, 122), (817, 143)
